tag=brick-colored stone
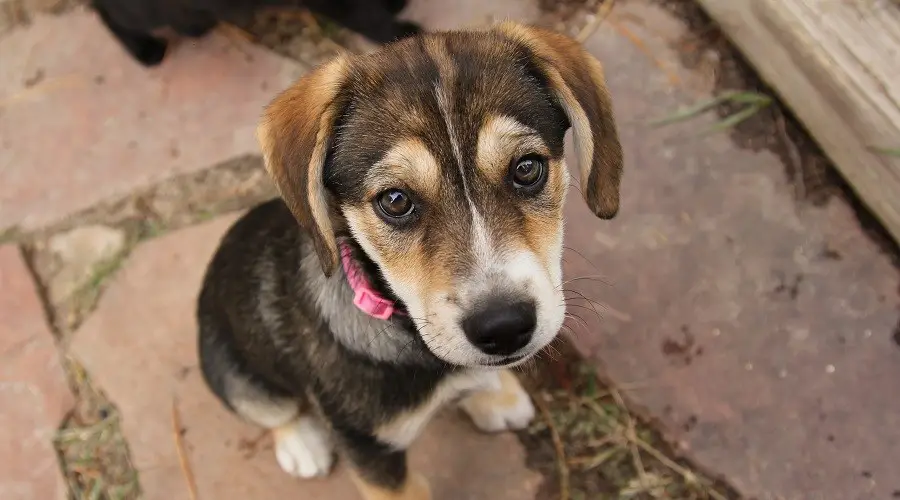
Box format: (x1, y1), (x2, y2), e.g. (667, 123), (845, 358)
(405, 0), (540, 31)
(0, 8), (304, 232)
(560, 2), (900, 499)
(72, 214), (541, 500)
(0, 245), (74, 500)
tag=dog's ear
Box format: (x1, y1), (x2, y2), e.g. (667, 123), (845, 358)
(257, 56), (352, 276)
(495, 22), (624, 219)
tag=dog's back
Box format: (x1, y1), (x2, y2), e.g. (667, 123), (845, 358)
(198, 199), (316, 403)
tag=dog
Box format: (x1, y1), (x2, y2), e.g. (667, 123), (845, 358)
(92, 0), (421, 66)
(197, 21), (622, 499)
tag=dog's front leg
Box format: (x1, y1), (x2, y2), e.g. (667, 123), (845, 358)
(459, 369), (536, 433)
(341, 434), (431, 500)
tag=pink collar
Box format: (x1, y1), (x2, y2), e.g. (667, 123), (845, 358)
(339, 241), (405, 320)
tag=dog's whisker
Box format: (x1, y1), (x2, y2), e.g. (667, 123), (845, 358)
(395, 338), (418, 362)
(562, 245), (601, 272)
(561, 323), (582, 338)
(365, 324), (395, 349)
(561, 304), (603, 325)
(565, 312), (590, 331)
(561, 275), (612, 287)
(540, 340), (561, 362)
(563, 293), (626, 318)
(560, 289), (604, 319)
(560, 288), (607, 308)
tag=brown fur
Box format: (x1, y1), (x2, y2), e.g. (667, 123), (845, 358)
(495, 21), (624, 219)
(352, 470), (432, 500)
(258, 55), (352, 277)
(201, 22), (622, 499)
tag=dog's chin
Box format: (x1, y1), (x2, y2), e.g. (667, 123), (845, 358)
(482, 353), (531, 368)
(423, 329), (559, 369)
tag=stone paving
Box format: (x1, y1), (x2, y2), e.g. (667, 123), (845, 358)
(70, 215), (541, 500)
(558, 3), (900, 499)
(0, 9), (302, 232)
(0, 245), (73, 500)
(2, 1), (900, 500)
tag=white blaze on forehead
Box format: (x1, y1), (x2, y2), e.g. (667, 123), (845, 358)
(434, 85), (465, 175)
(435, 84), (497, 267)
(470, 210), (494, 266)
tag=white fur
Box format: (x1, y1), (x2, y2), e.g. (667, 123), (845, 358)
(273, 417), (335, 478)
(345, 207), (566, 369)
(226, 374), (298, 429)
(375, 369), (500, 449)
(459, 376), (536, 432)
(341, 111), (571, 368)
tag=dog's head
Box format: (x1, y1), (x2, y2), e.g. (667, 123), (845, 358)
(258, 22), (622, 368)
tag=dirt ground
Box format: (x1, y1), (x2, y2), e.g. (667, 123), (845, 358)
(517, 336), (739, 500)
(648, 0), (900, 264)
(21, 0), (899, 499)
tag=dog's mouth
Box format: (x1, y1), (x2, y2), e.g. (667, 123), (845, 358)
(484, 354), (527, 366)
(338, 239), (410, 323)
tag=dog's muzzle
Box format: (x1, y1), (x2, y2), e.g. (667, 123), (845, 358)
(460, 298), (537, 357)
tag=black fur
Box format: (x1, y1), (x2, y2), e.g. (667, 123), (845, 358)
(197, 199), (450, 489)
(92, 0), (422, 66)
(195, 27), (618, 493)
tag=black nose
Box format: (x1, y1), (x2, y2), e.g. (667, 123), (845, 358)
(461, 300), (537, 356)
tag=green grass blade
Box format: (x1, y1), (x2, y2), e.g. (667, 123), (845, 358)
(86, 478), (105, 500)
(701, 102), (768, 135)
(870, 146), (900, 157)
(726, 91), (772, 105)
(647, 92), (738, 127)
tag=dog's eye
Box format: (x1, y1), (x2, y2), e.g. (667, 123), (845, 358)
(376, 189), (415, 220)
(511, 154), (547, 191)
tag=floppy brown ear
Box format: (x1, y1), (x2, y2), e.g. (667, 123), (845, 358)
(257, 56), (351, 276)
(495, 22), (624, 219)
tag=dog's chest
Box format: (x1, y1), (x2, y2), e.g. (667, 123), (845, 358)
(373, 370), (502, 449)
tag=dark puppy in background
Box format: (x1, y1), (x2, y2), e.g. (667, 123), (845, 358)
(197, 22), (623, 499)
(92, 0), (420, 66)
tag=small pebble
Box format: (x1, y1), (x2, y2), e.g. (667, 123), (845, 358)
(826, 364), (835, 374)
(745, 362), (753, 371)
(864, 329), (872, 338)
(712, 328), (721, 337)
(778, 369), (788, 379)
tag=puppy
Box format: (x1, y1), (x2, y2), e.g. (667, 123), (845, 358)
(92, 0), (421, 66)
(197, 22), (623, 499)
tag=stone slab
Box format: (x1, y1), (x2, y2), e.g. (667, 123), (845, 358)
(0, 8), (303, 232)
(559, 2), (900, 499)
(0, 245), (74, 500)
(404, 0), (540, 31)
(72, 214), (541, 500)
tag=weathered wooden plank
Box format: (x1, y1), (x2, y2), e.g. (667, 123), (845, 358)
(695, 0), (900, 244)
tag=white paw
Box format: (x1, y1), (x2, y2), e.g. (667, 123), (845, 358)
(459, 374), (536, 433)
(273, 417), (335, 478)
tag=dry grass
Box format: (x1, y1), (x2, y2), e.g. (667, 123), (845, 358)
(518, 339), (736, 500)
(54, 359), (140, 500)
